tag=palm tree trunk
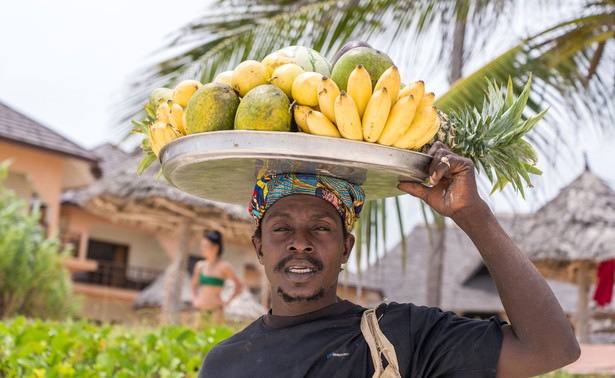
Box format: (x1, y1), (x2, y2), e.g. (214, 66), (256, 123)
(425, 12), (467, 308)
(448, 17), (466, 84)
(426, 214), (446, 307)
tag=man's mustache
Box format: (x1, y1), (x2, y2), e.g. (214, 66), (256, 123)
(273, 254), (324, 272)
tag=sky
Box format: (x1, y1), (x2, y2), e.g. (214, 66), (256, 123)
(1, 0), (614, 215)
(1, 0), (209, 149)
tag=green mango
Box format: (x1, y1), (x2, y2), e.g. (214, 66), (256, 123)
(184, 82), (240, 134)
(234, 85), (291, 131)
(331, 47), (395, 91)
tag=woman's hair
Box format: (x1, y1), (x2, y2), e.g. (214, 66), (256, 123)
(204, 230), (224, 256)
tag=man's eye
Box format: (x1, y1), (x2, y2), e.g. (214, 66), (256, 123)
(313, 225), (331, 231)
(273, 226), (291, 232)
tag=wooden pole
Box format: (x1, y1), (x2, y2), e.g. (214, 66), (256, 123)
(162, 221), (191, 325)
(577, 260), (590, 343)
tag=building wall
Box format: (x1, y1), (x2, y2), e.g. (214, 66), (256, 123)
(1, 141), (63, 236)
(89, 223), (173, 270)
(5, 170), (32, 201)
(61, 206), (172, 270)
(73, 283), (141, 324)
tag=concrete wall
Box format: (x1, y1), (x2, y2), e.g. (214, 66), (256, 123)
(1, 141), (64, 236)
(61, 206), (172, 271)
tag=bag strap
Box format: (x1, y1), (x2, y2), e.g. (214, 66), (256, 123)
(360, 307), (401, 378)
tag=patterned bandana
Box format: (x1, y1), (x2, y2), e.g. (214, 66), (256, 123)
(248, 173), (365, 233)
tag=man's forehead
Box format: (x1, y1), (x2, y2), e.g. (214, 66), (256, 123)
(264, 195), (340, 218)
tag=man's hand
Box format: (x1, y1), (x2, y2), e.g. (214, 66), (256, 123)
(397, 142), (485, 220)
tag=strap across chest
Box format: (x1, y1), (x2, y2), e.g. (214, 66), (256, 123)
(360, 307), (401, 378)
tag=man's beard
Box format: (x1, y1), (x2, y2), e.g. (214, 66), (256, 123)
(271, 253), (327, 303)
(276, 287), (325, 303)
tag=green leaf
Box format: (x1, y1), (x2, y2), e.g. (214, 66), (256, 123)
(136, 154), (158, 175)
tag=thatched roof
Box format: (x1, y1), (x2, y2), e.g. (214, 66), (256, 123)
(133, 267), (193, 310)
(339, 217), (578, 315)
(62, 144), (255, 243)
(513, 169), (615, 279)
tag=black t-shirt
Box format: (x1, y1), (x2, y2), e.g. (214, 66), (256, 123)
(198, 300), (504, 377)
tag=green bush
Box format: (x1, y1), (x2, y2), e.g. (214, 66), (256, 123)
(0, 160), (78, 319)
(0, 316), (600, 378)
(0, 316), (235, 377)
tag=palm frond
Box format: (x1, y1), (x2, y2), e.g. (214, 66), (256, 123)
(437, 9), (614, 134)
(117, 0), (516, 142)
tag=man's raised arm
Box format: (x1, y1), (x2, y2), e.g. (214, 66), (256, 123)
(398, 142), (580, 377)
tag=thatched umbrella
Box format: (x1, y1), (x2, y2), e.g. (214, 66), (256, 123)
(63, 144), (255, 324)
(514, 168), (615, 342)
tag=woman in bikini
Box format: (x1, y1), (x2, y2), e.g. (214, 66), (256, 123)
(191, 230), (243, 326)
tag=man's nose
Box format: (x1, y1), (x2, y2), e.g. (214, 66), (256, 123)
(288, 229), (314, 252)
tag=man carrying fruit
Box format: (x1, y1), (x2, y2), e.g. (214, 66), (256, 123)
(197, 142), (580, 377)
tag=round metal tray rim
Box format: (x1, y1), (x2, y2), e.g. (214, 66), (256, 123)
(159, 131), (432, 205)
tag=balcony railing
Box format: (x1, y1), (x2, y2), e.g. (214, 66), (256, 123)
(73, 261), (163, 291)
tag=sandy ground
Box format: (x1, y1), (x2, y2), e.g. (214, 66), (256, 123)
(561, 344), (615, 375)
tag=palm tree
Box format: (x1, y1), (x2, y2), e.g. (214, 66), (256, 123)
(119, 0), (614, 306)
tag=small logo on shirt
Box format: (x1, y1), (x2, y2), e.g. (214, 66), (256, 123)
(326, 352), (350, 359)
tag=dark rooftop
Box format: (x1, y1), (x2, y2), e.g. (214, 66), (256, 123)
(0, 99), (97, 163)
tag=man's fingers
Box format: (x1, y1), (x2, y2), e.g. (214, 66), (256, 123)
(428, 153), (452, 186)
(398, 181), (430, 201)
(426, 141), (448, 155)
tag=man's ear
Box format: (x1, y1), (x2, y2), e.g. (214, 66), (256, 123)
(252, 236), (264, 265)
(341, 233), (355, 264)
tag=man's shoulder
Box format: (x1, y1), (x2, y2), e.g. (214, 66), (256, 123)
(377, 301), (453, 315)
(374, 301), (458, 329)
(374, 301), (414, 315)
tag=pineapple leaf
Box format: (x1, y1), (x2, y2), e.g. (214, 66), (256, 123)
(444, 75), (546, 198)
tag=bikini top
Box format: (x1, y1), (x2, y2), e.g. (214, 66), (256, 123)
(199, 272), (225, 287)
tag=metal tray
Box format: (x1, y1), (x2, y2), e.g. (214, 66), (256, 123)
(159, 131), (432, 205)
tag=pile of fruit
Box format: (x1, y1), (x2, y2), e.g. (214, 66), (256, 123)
(133, 40), (545, 197)
(141, 41), (443, 158)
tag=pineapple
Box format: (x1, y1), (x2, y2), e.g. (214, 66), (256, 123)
(421, 75), (546, 198)
(420, 110), (458, 152)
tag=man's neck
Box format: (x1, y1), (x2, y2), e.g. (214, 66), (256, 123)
(270, 294), (342, 317)
(264, 299), (356, 328)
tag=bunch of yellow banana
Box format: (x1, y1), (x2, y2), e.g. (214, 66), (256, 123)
(292, 64), (441, 151)
(148, 79), (203, 157)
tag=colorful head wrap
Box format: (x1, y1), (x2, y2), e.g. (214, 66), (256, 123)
(248, 173), (365, 233)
